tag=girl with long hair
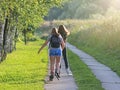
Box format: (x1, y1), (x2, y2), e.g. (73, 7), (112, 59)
(58, 25), (72, 75)
(38, 27), (65, 81)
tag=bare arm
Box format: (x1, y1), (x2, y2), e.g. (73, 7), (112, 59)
(61, 40), (65, 50)
(38, 40), (49, 54)
(66, 31), (70, 36)
(64, 31), (70, 42)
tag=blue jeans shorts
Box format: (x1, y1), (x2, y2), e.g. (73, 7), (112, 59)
(49, 48), (62, 56)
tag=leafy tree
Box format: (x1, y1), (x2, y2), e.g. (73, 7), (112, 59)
(45, 0), (111, 20)
(0, 0), (66, 61)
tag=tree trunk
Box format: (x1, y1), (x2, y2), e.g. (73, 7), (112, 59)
(14, 28), (18, 50)
(2, 18), (9, 60)
(23, 29), (27, 45)
(0, 22), (4, 62)
(8, 26), (16, 53)
(0, 18), (18, 61)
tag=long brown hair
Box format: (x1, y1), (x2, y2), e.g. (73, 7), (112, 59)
(51, 27), (60, 36)
(58, 25), (70, 35)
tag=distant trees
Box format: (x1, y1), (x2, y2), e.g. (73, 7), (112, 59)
(45, 0), (118, 20)
(0, 0), (65, 61)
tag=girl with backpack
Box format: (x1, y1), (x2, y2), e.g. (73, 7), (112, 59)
(38, 27), (65, 81)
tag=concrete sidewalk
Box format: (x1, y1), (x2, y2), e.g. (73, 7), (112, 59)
(44, 57), (78, 90)
(67, 43), (120, 90)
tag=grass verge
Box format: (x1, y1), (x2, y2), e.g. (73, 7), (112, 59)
(68, 49), (104, 90)
(75, 45), (120, 76)
(0, 40), (48, 90)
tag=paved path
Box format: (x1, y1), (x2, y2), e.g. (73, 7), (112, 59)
(67, 43), (120, 90)
(44, 57), (78, 90)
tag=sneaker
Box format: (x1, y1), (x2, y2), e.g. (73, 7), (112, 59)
(49, 75), (54, 81)
(66, 68), (73, 76)
(55, 70), (60, 80)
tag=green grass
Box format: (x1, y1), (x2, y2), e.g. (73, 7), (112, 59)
(68, 49), (104, 90)
(67, 18), (120, 76)
(75, 45), (120, 76)
(0, 40), (48, 90)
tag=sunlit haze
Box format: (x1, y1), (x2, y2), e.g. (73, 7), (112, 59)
(111, 0), (120, 10)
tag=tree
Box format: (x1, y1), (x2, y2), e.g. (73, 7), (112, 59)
(46, 0), (111, 19)
(0, 0), (66, 61)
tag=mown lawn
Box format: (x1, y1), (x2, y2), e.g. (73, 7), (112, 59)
(68, 49), (104, 90)
(0, 40), (48, 90)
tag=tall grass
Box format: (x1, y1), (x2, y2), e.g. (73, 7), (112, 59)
(67, 17), (120, 76)
(0, 40), (48, 90)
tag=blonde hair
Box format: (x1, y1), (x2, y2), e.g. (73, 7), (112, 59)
(51, 27), (60, 36)
(58, 25), (70, 35)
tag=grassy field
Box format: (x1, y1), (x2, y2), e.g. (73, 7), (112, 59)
(67, 18), (120, 76)
(68, 50), (104, 90)
(0, 40), (48, 90)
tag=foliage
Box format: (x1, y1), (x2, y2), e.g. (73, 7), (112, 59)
(0, 0), (66, 60)
(0, 0), (65, 30)
(45, 0), (120, 20)
(66, 17), (120, 76)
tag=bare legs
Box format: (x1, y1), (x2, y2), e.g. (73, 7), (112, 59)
(50, 56), (61, 75)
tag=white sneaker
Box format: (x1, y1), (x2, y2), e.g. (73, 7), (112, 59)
(66, 68), (73, 76)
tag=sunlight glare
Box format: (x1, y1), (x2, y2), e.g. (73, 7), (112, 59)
(111, 0), (120, 10)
